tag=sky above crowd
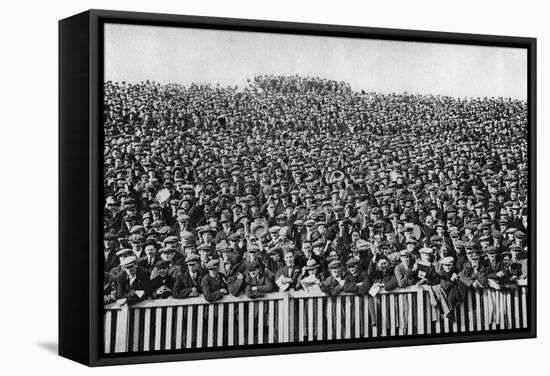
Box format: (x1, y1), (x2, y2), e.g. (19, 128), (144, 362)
(104, 23), (527, 100)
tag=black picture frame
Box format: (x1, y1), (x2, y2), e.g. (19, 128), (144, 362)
(59, 9), (537, 367)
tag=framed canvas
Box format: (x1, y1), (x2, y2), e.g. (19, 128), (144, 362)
(59, 9), (536, 366)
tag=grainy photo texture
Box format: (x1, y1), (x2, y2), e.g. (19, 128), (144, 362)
(102, 24), (529, 354)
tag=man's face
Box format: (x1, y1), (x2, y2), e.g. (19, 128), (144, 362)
(502, 255), (511, 267)
(442, 263), (453, 273)
(330, 267), (340, 278)
(208, 269), (218, 277)
(145, 245), (157, 258)
(302, 244), (312, 258)
(161, 251), (175, 262)
(400, 255), (411, 267)
(420, 253), (430, 262)
(123, 264), (137, 277)
(284, 252), (294, 267)
(158, 266), (169, 277)
(378, 259), (388, 272)
(348, 265), (358, 276)
(488, 253), (497, 262)
(188, 262), (200, 273)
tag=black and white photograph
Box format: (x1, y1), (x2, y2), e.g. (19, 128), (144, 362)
(100, 20), (531, 355)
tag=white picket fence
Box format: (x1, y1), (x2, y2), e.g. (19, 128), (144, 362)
(104, 281), (528, 353)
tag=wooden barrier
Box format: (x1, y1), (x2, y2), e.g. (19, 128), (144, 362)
(104, 282), (528, 353)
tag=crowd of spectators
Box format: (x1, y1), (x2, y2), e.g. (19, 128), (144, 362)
(102, 75), (528, 318)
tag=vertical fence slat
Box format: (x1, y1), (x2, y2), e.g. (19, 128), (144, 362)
(354, 296), (360, 338)
(185, 306), (193, 348)
(363, 296), (369, 338)
(318, 297), (324, 340)
(344, 296), (351, 339)
(407, 293), (413, 335)
(417, 290), (424, 335)
(381, 294), (387, 336)
(196, 305), (204, 348)
(493, 290), (500, 329)
(175, 306), (183, 349)
(143, 308), (151, 351)
(499, 291), (506, 330)
(336, 296), (342, 339)
(216, 303), (225, 346)
(327, 297), (333, 340)
(217, 304), (224, 347)
(228, 303), (235, 346)
(298, 298), (304, 342)
(483, 290), (490, 331)
(115, 306), (130, 353)
(165, 307), (173, 350)
(467, 290), (474, 331)
(248, 302), (255, 345)
(268, 300), (274, 343)
(425, 294), (432, 334)
(389, 294), (396, 336)
(513, 288), (520, 329)
(459, 301), (466, 332)
(521, 287), (528, 328)
(104, 311), (112, 354)
(308, 298), (314, 341)
(257, 301), (264, 345)
(132, 309), (140, 352)
(278, 300), (284, 343)
(475, 290), (482, 331)
(154, 308), (162, 350)
(238, 302), (245, 345)
(506, 290), (512, 329)
(207, 304), (215, 347)
(289, 297), (295, 342)
(398, 294), (404, 335)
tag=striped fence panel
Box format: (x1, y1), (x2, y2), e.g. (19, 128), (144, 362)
(104, 283), (528, 353)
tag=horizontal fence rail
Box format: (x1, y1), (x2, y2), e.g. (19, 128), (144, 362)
(104, 281), (528, 353)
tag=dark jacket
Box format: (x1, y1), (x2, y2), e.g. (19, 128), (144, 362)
(173, 269), (202, 299)
(244, 274), (274, 298)
(343, 270), (371, 295)
(200, 273), (228, 302)
(116, 268), (151, 304)
(150, 274), (175, 299)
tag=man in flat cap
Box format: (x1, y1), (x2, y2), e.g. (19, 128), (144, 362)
(116, 255), (151, 305)
(343, 257), (370, 295)
(244, 261), (274, 298)
(394, 250), (418, 288)
(150, 260), (175, 299)
(173, 254), (203, 299)
(458, 252), (488, 289)
(321, 259), (345, 296)
(275, 251), (302, 291)
(201, 260), (229, 302)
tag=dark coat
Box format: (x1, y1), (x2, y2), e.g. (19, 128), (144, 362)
(458, 262), (488, 288)
(343, 270), (371, 295)
(200, 273), (228, 302)
(244, 274), (274, 298)
(150, 274), (175, 299)
(394, 263), (418, 288)
(320, 274), (345, 296)
(172, 269), (203, 299)
(115, 268), (151, 304)
(367, 261), (398, 291)
(275, 265), (302, 290)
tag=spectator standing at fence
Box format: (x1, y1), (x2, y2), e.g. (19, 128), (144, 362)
(116, 255), (151, 305)
(201, 260), (229, 302)
(244, 261), (274, 298)
(150, 260), (174, 299)
(320, 259), (345, 296)
(394, 250), (418, 288)
(173, 254), (202, 298)
(275, 251), (302, 291)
